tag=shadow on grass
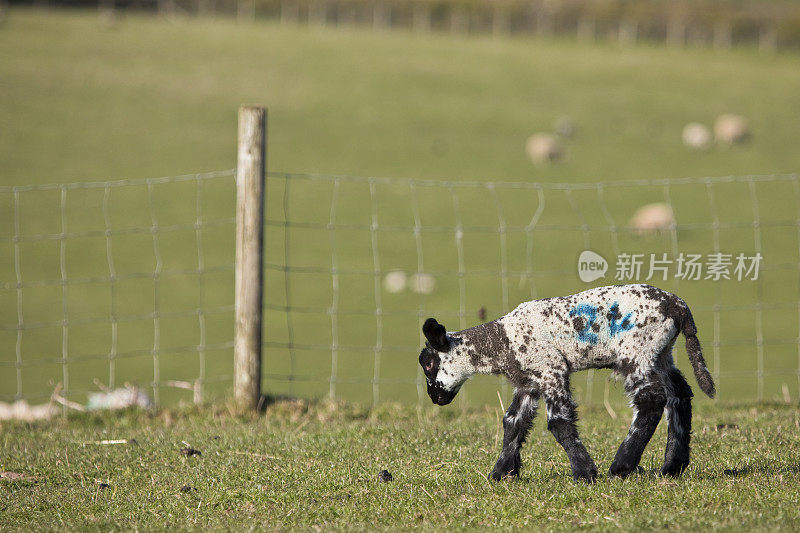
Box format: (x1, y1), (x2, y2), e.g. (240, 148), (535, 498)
(722, 466), (752, 478)
(256, 395), (470, 423)
(256, 393), (298, 412)
(699, 462), (799, 480)
(254, 393), (379, 422)
(540, 462), (799, 483)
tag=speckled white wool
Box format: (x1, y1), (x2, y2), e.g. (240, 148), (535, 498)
(432, 284), (713, 398)
(418, 283), (714, 482)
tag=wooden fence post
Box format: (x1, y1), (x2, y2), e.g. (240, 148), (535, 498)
(372, 2), (390, 29)
(413, 3), (432, 33)
(577, 15), (595, 42)
(280, 0), (299, 25)
(237, 0), (255, 21)
(492, 6), (511, 38)
(759, 23), (778, 53)
(235, 105), (266, 411)
(713, 20), (732, 49)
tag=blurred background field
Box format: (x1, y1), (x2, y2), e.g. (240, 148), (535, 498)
(1, 8), (799, 409)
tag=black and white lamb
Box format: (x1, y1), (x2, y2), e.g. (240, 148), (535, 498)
(417, 283), (715, 483)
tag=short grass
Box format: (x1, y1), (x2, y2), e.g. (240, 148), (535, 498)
(2, 401), (799, 530)
(3, 10), (800, 184)
(2, 10), (800, 408)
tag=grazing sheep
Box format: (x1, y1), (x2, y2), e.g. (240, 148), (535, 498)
(682, 122), (711, 149)
(409, 272), (436, 295)
(417, 284), (715, 483)
(525, 134), (563, 163)
(714, 114), (750, 145)
(629, 203), (675, 235)
(383, 270), (407, 293)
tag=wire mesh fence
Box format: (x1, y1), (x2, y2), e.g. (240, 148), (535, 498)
(76, 0), (800, 52)
(261, 171), (800, 407)
(2, 169), (799, 409)
(0, 170), (237, 409)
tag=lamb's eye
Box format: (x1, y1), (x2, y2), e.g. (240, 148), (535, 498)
(425, 360), (435, 372)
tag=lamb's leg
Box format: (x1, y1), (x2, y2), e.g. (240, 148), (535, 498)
(609, 376), (667, 478)
(661, 366), (693, 477)
(490, 388), (539, 481)
(544, 378), (598, 483)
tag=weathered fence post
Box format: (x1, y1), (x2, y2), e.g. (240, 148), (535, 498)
(237, 0), (255, 21)
(449, 6), (469, 34)
(759, 23), (778, 53)
(666, 18), (686, 48)
(576, 15), (595, 42)
(280, 0), (300, 25)
(234, 105), (266, 411)
(618, 18), (638, 45)
(491, 6), (511, 38)
(413, 3), (431, 33)
(372, 2), (390, 29)
(713, 20), (732, 49)
(198, 0), (215, 17)
(309, 0), (327, 25)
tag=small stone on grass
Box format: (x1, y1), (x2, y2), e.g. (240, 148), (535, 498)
(180, 447), (201, 457)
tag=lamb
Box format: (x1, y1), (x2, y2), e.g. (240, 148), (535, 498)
(417, 283), (715, 483)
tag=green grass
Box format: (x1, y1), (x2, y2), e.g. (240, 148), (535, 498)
(2, 10), (800, 184)
(1, 9), (800, 408)
(2, 14), (799, 530)
(2, 401), (799, 530)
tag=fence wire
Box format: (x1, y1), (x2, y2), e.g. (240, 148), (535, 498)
(0, 170), (237, 408)
(2, 170), (800, 409)
(261, 171), (800, 407)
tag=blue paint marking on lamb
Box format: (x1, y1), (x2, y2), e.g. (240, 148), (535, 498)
(608, 302), (635, 337)
(418, 284), (717, 483)
(569, 303), (599, 344)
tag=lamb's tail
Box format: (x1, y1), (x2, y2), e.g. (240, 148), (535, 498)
(678, 303), (716, 398)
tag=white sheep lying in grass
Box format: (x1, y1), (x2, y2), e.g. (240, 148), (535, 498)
(715, 114), (750, 145)
(417, 284), (715, 483)
(629, 203), (675, 235)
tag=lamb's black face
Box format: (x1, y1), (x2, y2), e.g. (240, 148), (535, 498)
(419, 345), (458, 406)
(419, 317), (460, 406)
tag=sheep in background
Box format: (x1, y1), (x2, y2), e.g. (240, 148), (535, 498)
(525, 134), (563, 163)
(715, 114), (750, 145)
(630, 202), (676, 235)
(682, 122), (712, 149)
(0, 400), (58, 421)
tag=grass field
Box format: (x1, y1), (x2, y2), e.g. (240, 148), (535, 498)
(3, 11), (800, 184)
(1, 9), (800, 408)
(1, 401), (799, 530)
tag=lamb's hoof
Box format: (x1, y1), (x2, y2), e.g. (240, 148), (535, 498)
(489, 467), (519, 482)
(489, 454), (521, 482)
(660, 462), (689, 478)
(572, 466), (598, 484)
(608, 463), (643, 479)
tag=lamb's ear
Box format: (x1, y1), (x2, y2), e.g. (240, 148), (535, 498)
(423, 318), (450, 352)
